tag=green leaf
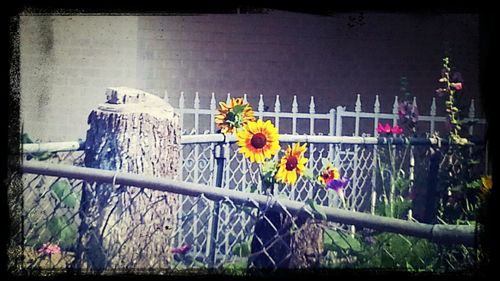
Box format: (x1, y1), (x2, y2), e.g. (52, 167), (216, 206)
(261, 160), (276, 173)
(232, 104), (246, 115)
(465, 179), (481, 190)
(305, 199), (327, 220)
(323, 241), (336, 252)
(35, 152), (55, 161)
(59, 223), (78, 248)
(47, 216), (70, 238)
(223, 259), (248, 275)
(50, 180), (78, 208)
(302, 168), (314, 180)
(324, 230), (340, 247)
(394, 177), (411, 193)
(249, 183), (258, 193)
(321, 158), (331, 168)
(22, 133), (34, 144)
(324, 229), (360, 251)
(406, 261), (415, 271)
(468, 159), (480, 165)
(232, 241), (251, 257)
(338, 231), (361, 251)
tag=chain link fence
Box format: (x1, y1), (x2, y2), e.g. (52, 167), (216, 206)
(14, 137), (486, 274)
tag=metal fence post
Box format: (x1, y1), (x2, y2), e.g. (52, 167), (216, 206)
(424, 146), (441, 224)
(208, 142), (225, 267)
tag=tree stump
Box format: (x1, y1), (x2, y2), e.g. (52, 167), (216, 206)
(76, 87), (180, 273)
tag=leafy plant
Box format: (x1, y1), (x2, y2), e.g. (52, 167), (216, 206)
(50, 180), (79, 209)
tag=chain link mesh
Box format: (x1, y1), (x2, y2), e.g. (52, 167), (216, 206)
(15, 141), (485, 274)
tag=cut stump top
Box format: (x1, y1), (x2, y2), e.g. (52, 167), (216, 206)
(97, 87), (175, 119)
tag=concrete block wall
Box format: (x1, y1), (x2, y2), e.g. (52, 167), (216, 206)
(20, 16), (138, 141)
(19, 11), (481, 141)
(137, 11), (480, 120)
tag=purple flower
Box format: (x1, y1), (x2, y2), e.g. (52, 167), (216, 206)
(326, 176), (350, 192)
(398, 101), (419, 124)
(171, 244), (191, 254)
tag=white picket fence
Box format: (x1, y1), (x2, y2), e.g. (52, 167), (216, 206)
(156, 90), (486, 138)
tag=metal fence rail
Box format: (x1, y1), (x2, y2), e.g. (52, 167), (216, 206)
(21, 135), (458, 154)
(22, 160), (477, 246)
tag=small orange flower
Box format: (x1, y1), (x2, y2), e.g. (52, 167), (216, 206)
(481, 175), (492, 194)
(215, 98), (255, 134)
(276, 143), (308, 185)
(317, 163), (341, 187)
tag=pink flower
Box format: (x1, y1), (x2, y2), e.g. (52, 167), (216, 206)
(452, 82), (463, 91)
(171, 244), (191, 254)
(391, 124), (403, 135)
(376, 123), (392, 134)
(38, 243), (61, 256)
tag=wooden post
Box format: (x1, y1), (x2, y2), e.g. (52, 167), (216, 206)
(76, 87), (180, 272)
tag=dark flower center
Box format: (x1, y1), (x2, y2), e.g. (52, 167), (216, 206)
(286, 156), (298, 171)
(250, 133), (267, 149)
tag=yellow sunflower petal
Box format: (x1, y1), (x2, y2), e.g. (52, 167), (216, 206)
(318, 176), (326, 185)
(299, 157), (308, 164)
(288, 170), (297, 185)
(247, 121), (258, 134)
(263, 148), (272, 159)
(254, 152), (262, 163)
(276, 166), (284, 179)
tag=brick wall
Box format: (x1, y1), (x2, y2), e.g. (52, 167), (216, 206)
(19, 11), (480, 141)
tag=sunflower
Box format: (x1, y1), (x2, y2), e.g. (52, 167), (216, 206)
(236, 119), (280, 163)
(215, 98), (256, 134)
(276, 143), (308, 185)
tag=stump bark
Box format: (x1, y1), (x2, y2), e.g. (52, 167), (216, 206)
(75, 87), (180, 272)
